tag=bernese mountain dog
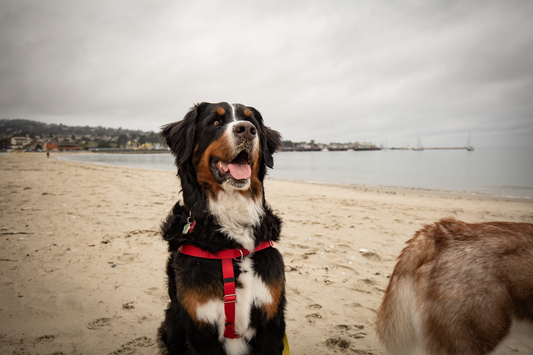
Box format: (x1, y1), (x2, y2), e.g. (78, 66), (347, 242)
(158, 102), (286, 355)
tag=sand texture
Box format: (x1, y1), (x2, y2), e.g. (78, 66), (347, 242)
(1, 153), (532, 354)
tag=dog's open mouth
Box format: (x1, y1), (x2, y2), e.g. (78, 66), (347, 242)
(212, 151), (251, 185)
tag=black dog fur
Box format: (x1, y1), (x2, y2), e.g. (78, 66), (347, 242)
(158, 102), (286, 355)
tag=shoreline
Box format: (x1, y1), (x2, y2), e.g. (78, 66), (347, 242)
(266, 176), (533, 202)
(50, 151), (533, 202)
(2, 154), (533, 354)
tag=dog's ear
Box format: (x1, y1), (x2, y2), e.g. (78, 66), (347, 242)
(161, 103), (209, 218)
(262, 126), (282, 169)
(248, 107), (282, 169)
(160, 103), (206, 166)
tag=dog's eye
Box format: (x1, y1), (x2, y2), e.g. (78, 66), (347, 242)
(213, 121), (221, 126)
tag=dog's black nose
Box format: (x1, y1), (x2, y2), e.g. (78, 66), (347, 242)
(233, 121), (257, 141)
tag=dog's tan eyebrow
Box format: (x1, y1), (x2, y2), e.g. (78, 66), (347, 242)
(216, 107), (226, 116)
(243, 109), (251, 117)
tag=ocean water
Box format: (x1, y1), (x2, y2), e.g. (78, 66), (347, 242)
(59, 147), (533, 198)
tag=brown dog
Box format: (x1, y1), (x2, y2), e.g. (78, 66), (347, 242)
(376, 218), (533, 355)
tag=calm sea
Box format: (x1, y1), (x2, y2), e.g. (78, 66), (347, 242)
(59, 147), (533, 198)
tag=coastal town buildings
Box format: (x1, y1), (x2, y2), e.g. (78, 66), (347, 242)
(282, 140), (379, 151)
(1, 119), (378, 152)
(0, 120), (164, 151)
(10, 136), (32, 148)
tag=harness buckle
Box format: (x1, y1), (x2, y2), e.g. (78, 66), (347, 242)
(233, 249), (244, 262)
(224, 294), (236, 303)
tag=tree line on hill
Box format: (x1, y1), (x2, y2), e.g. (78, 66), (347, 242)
(0, 119), (164, 150)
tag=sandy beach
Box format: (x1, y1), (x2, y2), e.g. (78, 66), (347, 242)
(1, 153), (532, 355)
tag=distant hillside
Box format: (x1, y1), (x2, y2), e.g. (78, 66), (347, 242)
(0, 119), (150, 138)
(0, 119), (165, 150)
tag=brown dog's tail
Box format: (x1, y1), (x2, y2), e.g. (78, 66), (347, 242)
(376, 223), (438, 355)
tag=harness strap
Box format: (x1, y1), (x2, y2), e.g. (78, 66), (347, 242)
(178, 240), (273, 339)
(222, 257), (238, 338)
(179, 240), (272, 259)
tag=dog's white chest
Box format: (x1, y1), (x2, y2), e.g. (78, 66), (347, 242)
(208, 190), (264, 252)
(195, 257), (273, 355)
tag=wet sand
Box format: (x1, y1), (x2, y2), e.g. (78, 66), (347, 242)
(1, 153), (532, 354)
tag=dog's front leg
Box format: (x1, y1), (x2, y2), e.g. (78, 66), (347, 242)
(184, 323), (225, 355)
(247, 307), (286, 355)
(158, 301), (189, 354)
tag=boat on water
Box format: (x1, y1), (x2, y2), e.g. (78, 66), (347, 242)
(467, 131), (475, 151)
(413, 136), (424, 151)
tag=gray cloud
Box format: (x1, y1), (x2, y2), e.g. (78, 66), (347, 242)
(1, 0), (532, 147)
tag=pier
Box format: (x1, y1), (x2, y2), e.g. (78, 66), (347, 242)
(280, 147), (474, 152)
(281, 147), (381, 152)
(388, 147), (474, 151)
(88, 146), (474, 154)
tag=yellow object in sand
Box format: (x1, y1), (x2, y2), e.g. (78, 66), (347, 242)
(283, 331), (291, 355)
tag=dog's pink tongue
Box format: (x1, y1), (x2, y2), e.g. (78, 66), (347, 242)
(228, 162), (251, 180)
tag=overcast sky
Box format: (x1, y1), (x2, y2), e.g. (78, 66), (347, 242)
(1, 0), (532, 148)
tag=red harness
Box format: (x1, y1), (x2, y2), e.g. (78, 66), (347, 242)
(178, 240), (273, 339)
